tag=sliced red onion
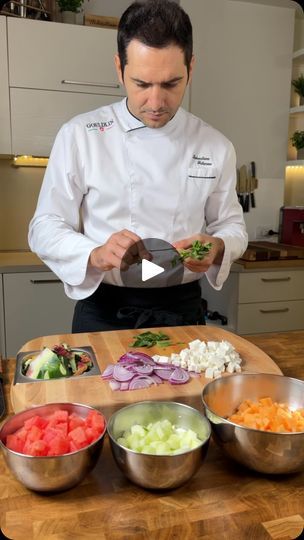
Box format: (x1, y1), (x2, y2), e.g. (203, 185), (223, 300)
(113, 364), (134, 382)
(109, 379), (121, 391)
(169, 368), (190, 384)
(134, 364), (154, 375)
(154, 368), (174, 380)
(119, 382), (131, 391)
(118, 351), (156, 365)
(101, 364), (114, 379)
(151, 374), (163, 384)
(128, 375), (156, 390)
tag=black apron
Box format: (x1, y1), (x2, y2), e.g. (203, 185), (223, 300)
(72, 280), (205, 333)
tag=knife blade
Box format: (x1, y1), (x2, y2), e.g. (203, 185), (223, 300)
(0, 356), (6, 419)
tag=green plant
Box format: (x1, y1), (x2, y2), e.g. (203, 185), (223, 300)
(291, 130), (304, 150)
(56, 0), (83, 12)
(292, 74), (304, 97)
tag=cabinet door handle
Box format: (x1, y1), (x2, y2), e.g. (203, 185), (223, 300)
(61, 79), (120, 89)
(30, 279), (61, 284)
(259, 308), (289, 314)
(261, 277), (291, 283)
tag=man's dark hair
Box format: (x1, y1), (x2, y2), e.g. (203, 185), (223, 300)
(117, 0), (193, 77)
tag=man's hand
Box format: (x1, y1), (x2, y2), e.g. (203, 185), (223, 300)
(89, 230), (150, 271)
(173, 234), (225, 273)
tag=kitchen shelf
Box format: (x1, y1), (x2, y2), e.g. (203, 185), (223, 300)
(292, 49), (304, 63)
(290, 106), (304, 115)
(286, 160), (304, 166)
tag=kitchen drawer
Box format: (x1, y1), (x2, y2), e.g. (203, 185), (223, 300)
(10, 89), (120, 156)
(238, 270), (304, 303)
(237, 300), (304, 334)
(8, 18), (123, 96)
(3, 272), (75, 357)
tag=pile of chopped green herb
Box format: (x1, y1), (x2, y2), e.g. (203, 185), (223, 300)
(172, 240), (212, 267)
(130, 331), (172, 348)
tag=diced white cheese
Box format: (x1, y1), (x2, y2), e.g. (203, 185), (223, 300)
(159, 339), (242, 380)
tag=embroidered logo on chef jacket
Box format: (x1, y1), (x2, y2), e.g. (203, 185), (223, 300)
(86, 119), (114, 133)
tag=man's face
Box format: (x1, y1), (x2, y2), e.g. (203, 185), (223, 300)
(115, 40), (194, 129)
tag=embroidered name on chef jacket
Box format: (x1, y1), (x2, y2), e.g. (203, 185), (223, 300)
(86, 119), (114, 133)
(189, 154), (216, 180)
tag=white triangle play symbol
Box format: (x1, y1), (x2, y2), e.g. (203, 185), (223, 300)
(142, 258), (165, 282)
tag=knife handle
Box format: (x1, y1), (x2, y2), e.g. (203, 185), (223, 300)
(251, 161), (256, 178)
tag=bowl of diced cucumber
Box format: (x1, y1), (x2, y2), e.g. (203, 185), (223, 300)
(107, 401), (211, 489)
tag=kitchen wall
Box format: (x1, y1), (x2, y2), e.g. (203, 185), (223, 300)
(183, 0), (295, 239)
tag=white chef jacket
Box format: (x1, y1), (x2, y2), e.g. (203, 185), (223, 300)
(28, 98), (248, 300)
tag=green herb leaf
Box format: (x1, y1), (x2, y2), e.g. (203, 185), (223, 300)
(130, 331), (171, 348)
(172, 240), (212, 267)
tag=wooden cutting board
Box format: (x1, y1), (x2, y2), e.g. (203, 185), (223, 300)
(10, 326), (282, 416)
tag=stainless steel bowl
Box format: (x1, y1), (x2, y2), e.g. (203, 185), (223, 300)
(0, 402), (106, 492)
(202, 373), (304, 474)
(107, 400), (211, 489)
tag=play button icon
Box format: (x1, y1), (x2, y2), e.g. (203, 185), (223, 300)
(120, 237), (184, 288)
(142, 258), (164, 282)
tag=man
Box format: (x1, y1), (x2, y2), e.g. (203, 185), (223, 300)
(28, 0), (248, 332)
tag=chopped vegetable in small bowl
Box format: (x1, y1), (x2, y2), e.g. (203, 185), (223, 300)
(22, 343), (93, 380)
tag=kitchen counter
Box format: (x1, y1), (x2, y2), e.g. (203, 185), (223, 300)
(0, 251), (46, 273)
(1, 329), (304, 539)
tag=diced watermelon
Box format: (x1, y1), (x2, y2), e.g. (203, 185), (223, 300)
(26, 425), (43, 443)
(68, 414), (85, 431)
(6, 434), (24, 453)
(42, 426), (63, 445)
(85, 410), (105, 433)
(68, 426), (88, 449)
(47, 435), (70, 456)
(24, 415), (48, 430)
(5, 407), (105, 457)
(85, 427), (100, 444)
(14, 427), (28, 442)
(48, 409), (69, 427)
(25, 440), (48, 457)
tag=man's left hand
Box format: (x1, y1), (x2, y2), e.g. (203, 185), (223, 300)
(172, 234), (225, 273)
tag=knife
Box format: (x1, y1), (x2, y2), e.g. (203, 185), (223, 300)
(250, 161), (257, 208)
(0, 356), (6, 419)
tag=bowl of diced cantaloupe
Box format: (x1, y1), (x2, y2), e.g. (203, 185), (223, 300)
(0, 402), (106, 492)
(202, 373), (304, 474)
(107, 400), (211, 489)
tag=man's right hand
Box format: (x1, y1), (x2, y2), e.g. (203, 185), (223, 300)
(89, 230), (149, 271)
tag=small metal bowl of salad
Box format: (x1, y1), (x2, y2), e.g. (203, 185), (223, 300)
(107, 400), (211, 490)
(0, 402), (106, 492)
(14, 343), (100, 383)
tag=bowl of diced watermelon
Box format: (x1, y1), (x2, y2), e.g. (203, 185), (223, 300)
(107, 400), (211, 490)
(0, 402), (106, 492)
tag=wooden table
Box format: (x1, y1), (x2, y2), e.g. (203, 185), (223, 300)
(1, 328), (304, 540)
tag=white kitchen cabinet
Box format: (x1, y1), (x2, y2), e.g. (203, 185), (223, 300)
(2, 272), (75, 357)
(6, 18), (125, 156)
(201, 267), (304, 334)
(0, 16), (11, 154)
(10, 88), (119, 157)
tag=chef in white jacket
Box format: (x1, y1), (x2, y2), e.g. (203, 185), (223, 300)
(29, 0), (248, 332)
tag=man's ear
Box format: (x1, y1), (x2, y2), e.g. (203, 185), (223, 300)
(188, 55), (195, 84)
(114, 54), (124, 85)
